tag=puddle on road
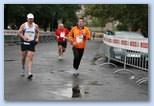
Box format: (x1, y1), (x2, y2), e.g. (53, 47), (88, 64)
(48, 72), (106, 98)
(50, 69), (55, 74)
(47, 80), (106, 99)
(48, 74), (105, 98)
(58, 69), (65, 72)
(88, 69), (96, 72)
(72, 85), (82, 98)
(49, 69), (66, 74)
(51, 80), (103, 98)
(52, 83), (82, 98)
(51, 76), (85, 98)
(50, 71), (54, 74)
(52, 87), (73, 98)
(88, 81), (104, 86)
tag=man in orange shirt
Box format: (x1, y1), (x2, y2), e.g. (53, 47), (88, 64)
(68, 18), (91, 76)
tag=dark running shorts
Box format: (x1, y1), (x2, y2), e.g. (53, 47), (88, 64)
(21, 40), (37, 52)
(58, 41), (67, 48)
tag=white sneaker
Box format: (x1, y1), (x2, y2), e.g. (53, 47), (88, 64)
(58, 56), (62, 60)
(72, 69), (79, 76)
(67, 68), (75, 74)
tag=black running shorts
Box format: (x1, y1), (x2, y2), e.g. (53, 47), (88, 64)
(58, 41), (67, 48)
(21, 40), (37, 52)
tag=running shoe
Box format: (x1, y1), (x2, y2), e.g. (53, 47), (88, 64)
(72, 69), (79, 76)
(27, 74), (33, 80)
(58, 56), (63, 60)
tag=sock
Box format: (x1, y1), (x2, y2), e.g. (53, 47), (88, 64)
(28, 72), (32, 75)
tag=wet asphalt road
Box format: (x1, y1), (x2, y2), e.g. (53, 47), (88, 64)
(4, 40), (148, 101)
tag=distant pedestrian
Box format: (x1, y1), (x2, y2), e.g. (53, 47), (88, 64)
(92, 32), (95, 40)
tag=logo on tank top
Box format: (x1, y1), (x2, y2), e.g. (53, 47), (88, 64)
(24, 23), (35, 41)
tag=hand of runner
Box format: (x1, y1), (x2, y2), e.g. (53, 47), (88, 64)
(63, 36), (68, 40)
(35, 38), (39, 43)
(81, 32), (87, 40)
(83, 35), (86, 40)
(57, 36), (60, 39)
(72, 42), (77, 46)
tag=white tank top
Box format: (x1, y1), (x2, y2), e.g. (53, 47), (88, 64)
(24, 22), (36, 41)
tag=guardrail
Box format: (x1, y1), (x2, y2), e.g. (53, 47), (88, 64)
(100, 34), (148, 85)
(4, 30), (55, 44)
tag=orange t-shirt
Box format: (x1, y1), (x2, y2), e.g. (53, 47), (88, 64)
(68, 26), (91, 48)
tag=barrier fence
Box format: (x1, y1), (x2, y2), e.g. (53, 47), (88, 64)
(101, 34), (148, 85)
(4, 30), (55, 44)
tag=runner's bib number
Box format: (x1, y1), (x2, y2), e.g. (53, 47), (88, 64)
(76, 35), (84, 43)
(60, 32), (65, 38)
(23, 42), (30, 45)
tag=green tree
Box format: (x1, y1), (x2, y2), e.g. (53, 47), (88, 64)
(85, 4), (148, 37)
(4, 4), (80, 31)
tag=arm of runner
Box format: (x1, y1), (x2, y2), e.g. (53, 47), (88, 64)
(64, 28), (69, 40)
(55, 29), (60, 40)
(85, 27), (91, 40)
(17, 23), (28, 41)
(35, 24), (40, 42)
(68, 28), (76, 45)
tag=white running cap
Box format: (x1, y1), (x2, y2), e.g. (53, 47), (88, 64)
(27, 13), (34, 19)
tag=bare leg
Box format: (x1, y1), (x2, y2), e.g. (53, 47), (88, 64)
(27, 51), (34, 79)
(58, 45), (63, 60)
(20, 51), (27, 76)
(20, 51), (27, 69)
(58, 45), (63, 56)
(62, 47), (65, 53)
